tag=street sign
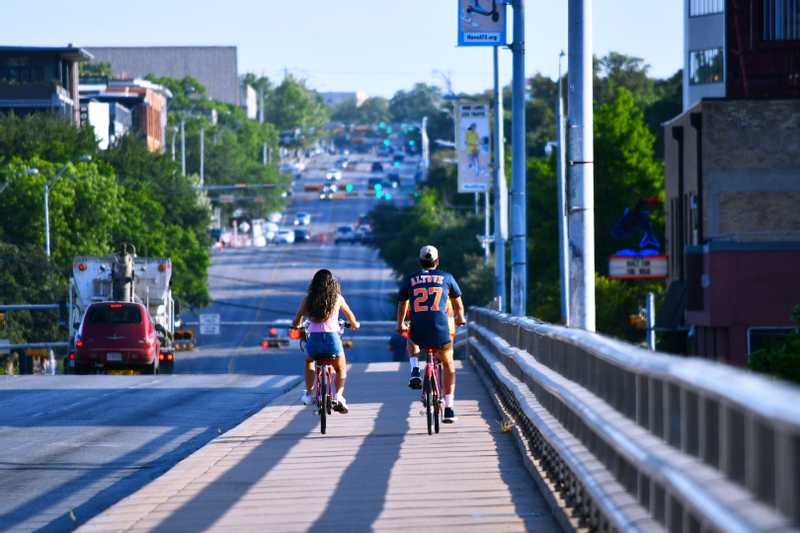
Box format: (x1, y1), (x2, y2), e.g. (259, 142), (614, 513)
(458, 0), (507, 46)
(608, 255), (668, 280)
(199, 314), (221, 336)
(456, 103), (491, 193)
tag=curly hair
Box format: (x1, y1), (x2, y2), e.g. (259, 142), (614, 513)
(306, 269), (340, 322)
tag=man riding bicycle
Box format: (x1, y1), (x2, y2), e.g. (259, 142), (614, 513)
(397, 245), (466, 423)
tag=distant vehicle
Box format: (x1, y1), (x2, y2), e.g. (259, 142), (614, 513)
(371, 162), (384, 173)
(276, 229), (296, 244)
(334, 225), (357, 244)
(368, 177), (385, 191)
(356, 226), (375, 245)
(268, 212), (283, 224)
(356, 214), (371, 228)
(73, 302), (161, 374)
(334, 158), (350, 170)
(262, 221), (279, 242)
(294, 212), (311, 226)
(294, 228), (311, 243)
(325, 169), (343, 181)
(387, 173), (400, 188)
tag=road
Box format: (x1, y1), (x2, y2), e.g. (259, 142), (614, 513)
(0, 152), (416, 532)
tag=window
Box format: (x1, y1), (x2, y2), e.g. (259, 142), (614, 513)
(748, 327), (796, 355)
(763, 0), (800, 40)
(87, 304), (142, 325)
(689, 48), (724, 84)
(690, 0), (724, 16)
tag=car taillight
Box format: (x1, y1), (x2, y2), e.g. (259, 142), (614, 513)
(288, 329), (301, 340)
(159, 353), (165, 361)
(109, 303), (123, 309)
(269, 327), (278, 337)
(69, 352), (75, 360)
(75, 338), (84, 349)
(167, 353), (174, 361)
(260, 341), (269, 349)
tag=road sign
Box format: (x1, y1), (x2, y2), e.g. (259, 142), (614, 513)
(456, 103), (491, 193)
(458, 0), (507, 46)
(608, 255), (668, 280)
(199, 314), (221, 336)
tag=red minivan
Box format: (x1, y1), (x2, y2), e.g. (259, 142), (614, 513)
(73, 302), (160, 374)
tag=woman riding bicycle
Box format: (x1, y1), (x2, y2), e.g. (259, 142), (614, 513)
(291, 269), (360, 413)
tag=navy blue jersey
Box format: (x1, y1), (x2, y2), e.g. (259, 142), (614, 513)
(398, 269), (462, 348)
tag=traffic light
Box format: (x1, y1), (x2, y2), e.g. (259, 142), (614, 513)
(384, 193), (393, 201)
(379, 122), (386, 129)
(383, 139), (390, 146)
(345, 183), (354, 193)
(375, 184), (383, 192)
(408, 139), (416, 147)
(393, 161), (400, 168)
(386, 127), (393, 134)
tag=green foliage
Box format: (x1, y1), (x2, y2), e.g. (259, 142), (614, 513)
(264, 75), (329, 137)
(595, 275), (665, 342)
(331, 97), (391, 125)
(370, 171), (494, 307)
(0, 113), (97, 163)
(749, 305), (800, 385)
(594, 87), (664, 268)
(0, 242), (66, 343)
(0, 157), (121, 270)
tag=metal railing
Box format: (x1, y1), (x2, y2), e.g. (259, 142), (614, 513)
(468, 308), (800, 532)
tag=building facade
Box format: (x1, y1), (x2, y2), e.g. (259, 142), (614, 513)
(684, 0), (800, 109)
(80, 79), (171, 153)
(320, 90), (368, 108)
(0, 46), (91, 125)
(665, 0), (800, 365)
(86, 46), (239, 105)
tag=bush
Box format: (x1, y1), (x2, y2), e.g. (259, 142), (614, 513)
(749, 305), (800, 385)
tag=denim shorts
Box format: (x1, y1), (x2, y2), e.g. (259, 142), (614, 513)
(305, 332), (344, 358)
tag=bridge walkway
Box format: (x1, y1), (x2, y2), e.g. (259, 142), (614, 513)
(79, 362), (560, 532)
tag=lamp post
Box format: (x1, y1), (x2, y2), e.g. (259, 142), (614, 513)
(0, 167), (39, 195)
(44, 155), (91, 257)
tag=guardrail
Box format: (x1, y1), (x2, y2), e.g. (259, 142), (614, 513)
(467, 308), (799, 532)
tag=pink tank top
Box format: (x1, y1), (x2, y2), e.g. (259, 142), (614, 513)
(308, 298), (341, 333)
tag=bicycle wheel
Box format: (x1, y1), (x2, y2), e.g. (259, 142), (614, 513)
(326, 368), (333, 415)
(424, 375), (433, 435)
(320, 378), (327, 435)
(433, 373), (441, 434)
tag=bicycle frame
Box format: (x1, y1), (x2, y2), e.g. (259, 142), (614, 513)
(421, 348), (444, 434)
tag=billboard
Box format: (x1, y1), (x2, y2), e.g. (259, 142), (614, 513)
(458, 0), (507, 46)
(456, 103), (491, 193)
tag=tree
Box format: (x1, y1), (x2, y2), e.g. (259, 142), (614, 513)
(749, 305), (800, 385)
(331, 96), (391, 125)
(264, 75), (329, 137)
(390, 83), (442, 123)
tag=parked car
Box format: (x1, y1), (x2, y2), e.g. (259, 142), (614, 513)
(276, 229), (296, 244)
(268, 211), (283, 224)
(294, 228), (311, 243)
(334, 226), (357, 244)
(293, 212), (311, 226)
(325, 169), (343, 181)
(371, 162), (384, 173)
(262, 221), (279, 242)
(72, 302), (160, 374)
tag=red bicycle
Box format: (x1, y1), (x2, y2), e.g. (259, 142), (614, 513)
(421, 346), (445, 435)
(296, 320), (350, 435)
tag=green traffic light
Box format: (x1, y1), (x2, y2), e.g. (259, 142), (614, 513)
(383, 139), (390, 146)
(409, 140), (416, 146)
(345, 184), (353, 192)
(386, 127), (393, 134)
(375, 184), (383, 192)
(393, 162), (400, 168)
(375, 190), (383, 199)
(385, 193), (393, 201)
(379, 122), (386, 129)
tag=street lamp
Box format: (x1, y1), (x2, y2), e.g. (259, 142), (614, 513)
(0, 167), (39, 194)
(44, 155), (92, 257)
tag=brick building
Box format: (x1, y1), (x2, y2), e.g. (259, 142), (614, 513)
(662, 0), (800, 365)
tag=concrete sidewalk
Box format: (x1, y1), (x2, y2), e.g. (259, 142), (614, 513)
(79, 362), (559, 532)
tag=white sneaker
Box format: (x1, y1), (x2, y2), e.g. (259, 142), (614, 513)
(300, 390), (313, 405)
(333, 395), (349, 414)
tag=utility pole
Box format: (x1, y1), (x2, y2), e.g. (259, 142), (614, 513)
(171, 127), (178, 162)
(199, 127), (205, 188)
(510, 0), (527, 317)
(483, 190), (490, 265)
(493, 45), (508, 312)
(556, 51), (569, 326)
(259, 86), (268, 166)
(567, 0), (596, 331)
(180, 118), (186, 177)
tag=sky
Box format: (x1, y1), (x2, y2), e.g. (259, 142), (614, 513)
(3, 0), (682, 98)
